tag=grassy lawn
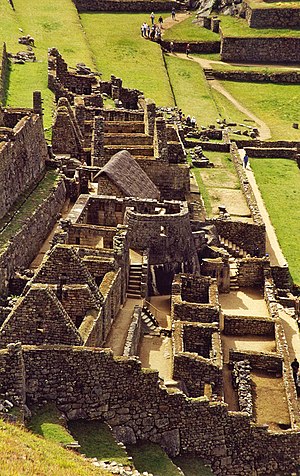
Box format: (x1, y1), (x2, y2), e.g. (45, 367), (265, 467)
(0, 418), (112, 476)
(164, 54), (219, 124)
(209, 62), (300, 73)
(128, 442), (183, 476)
(163, 13), (220, 41)
(80, 12), (174, 106)
(189, 150), (243, 217)
(173, 455), (214, 476)
(28, 404), (75, 446)
(251, 158), (300, 285)
(2, 0), (94, 130)
(219, 81), (300, 140)
(220, 15), (300, 36)
(0, 170), (60, 253)
(68, 420), (131, 466)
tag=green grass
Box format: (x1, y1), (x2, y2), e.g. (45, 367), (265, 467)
(28, 404), (75, 446)
(210, 62), (300, 73)
(251, 158), (300, 285)
(246, 0), (300, 9)
(128, 442), (183, 476)
(0, 170), (60, 253)
(219, 81), (300, 140)
(68, 420), (131, 466)
(0, 418), (112, 476)
(220, 15), (300, 36)
(80, 12), (174, 106)
(173, 455), (214, 476)
(163, 13), (220, 41)
(1, 0), (94, 130)
(164, 54), (220, 125)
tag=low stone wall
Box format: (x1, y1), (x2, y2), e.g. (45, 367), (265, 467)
(230, 143), (265, 230)
(123, 305), (142, 356)
(209, 69), (300, 84)
(245, 147), (297, 160)
(232, 360), (253, 417)
(245, 2), (300, 29)
(74, 0), (182, 12)
(221, 33), (300, 64)
(237, 258), (270, 288)
(0, 43), (9, 105)
(0, 179), (66, 296)
(217, 220), (266, 256)
(161, 40), (220, 54)
(223, 315), (275, 336)
(229, 349), (282, 374)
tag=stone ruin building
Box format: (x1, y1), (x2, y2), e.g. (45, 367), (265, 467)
(0, 46), (299, 476)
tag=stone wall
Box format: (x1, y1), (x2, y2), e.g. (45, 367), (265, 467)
(221, 33), (300, 64)
(232, 360), (253, 417)
(123, 305), (142, 356)
(244, 2), (300, 29)
(139, 161), (190, 201)
(2, 344), (300, 474)
(0, 113), (47, 221)
(161, 40), (220, 54)
(214, 219), (266, 256)
(244, 147), (297, 160)
(209, 69), (300, 84)
(224, 315), (275, 336)
(74, 0), (183, 12)
(0, 179), (66, 295)
(0, 43), (9, 105)
(237, 258), (270, 288)
(0, 343), (25, 411)
(229, 349), (282, 374)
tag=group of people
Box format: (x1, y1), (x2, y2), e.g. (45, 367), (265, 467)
(141, 20), (162, 41)
(140, 9), (176, 42)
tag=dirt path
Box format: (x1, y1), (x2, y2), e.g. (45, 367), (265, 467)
(172, 53), (271, 140)
(161, 12), (190, 32)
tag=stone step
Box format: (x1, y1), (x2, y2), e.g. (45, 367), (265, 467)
(104, 121), (145, 134)
(104, 145), (154, 157)
(104, 133), (153, 146)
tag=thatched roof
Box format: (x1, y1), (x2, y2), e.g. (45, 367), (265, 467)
(95, 150), (160, 200)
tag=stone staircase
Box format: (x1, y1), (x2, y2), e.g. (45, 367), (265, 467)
(229, 257), (239, 291)
(141, 305), (160, 334)
(103, 116), (154, 160)
(219, 235), (249, 259)
(127, 263), (143, 298)
(204, 68), (215, 81)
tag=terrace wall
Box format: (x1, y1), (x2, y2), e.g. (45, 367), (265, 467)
(0, 114), (47, 221)
(0, 43), (9, 105)
(244, 2), (300, 29)
(0, 180), (66, 295)
(220, 34), (300, 64)
(73, 0), (183, 12)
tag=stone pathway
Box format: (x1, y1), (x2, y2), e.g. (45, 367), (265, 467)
(160, 12), (190, 32)
(104, 297), (143, 355)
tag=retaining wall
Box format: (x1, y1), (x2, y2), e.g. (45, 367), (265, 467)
(0, 43), (9, 105)
(221, 33), (300, 64)
(73, 0), (183, 12)
(244, 2), (300, 29)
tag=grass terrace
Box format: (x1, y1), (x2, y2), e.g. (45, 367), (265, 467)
(128, 442), (183, 476)
(0, 418), (112, 476)
(163, 13), (220, 41)
(80, 12), (174, 106)
(1, 0), (94, 131)
(219, 15), (300, 36)
(219, 81), (300, 140)
(251, 158), (300, 285)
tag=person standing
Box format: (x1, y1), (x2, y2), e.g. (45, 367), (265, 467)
(150, 12), (155, 25)
(292, 357), (299, 382)
(170, 41), (174, 53)
(158, 15), (163, 28)
(243, 153), (249, 169)
(171, 8), (176, 20)
(186, 43), (190, 57)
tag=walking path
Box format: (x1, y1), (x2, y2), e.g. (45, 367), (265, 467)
(171, 53), (271, 140)
(238, 149), (287, 267)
